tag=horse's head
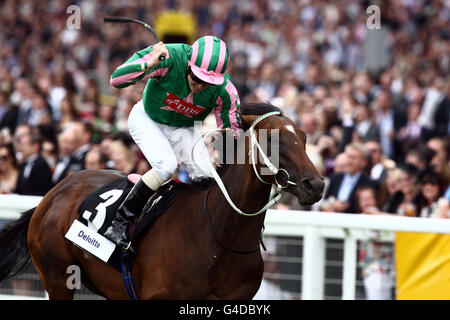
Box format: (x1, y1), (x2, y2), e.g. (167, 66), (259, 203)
(240, 104), (324, 206)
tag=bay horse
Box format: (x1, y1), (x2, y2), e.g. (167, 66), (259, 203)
(0, 103), (324, 299)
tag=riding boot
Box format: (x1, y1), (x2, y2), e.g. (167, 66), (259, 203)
(104, 179), (154, 256)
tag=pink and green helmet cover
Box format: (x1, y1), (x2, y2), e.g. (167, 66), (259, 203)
(188, 36), (230, 85)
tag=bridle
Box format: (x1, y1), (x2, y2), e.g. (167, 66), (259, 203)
(192, 111), (297, 217)
(249, 112), (298, 189)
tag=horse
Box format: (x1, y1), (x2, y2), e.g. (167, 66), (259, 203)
(0, 102), (324, 299)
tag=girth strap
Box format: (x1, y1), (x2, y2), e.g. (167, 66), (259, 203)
(121, 253), (139, 300)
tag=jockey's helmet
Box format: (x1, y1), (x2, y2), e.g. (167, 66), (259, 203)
(187, 36), (230, 85)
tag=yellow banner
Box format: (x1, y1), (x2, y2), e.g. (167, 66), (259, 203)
(395, 232), (450, 299)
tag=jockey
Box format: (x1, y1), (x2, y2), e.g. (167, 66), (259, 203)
(105, 36), (241, 255)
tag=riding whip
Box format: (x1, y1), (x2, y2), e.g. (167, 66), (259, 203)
(103, 16), (165, 61)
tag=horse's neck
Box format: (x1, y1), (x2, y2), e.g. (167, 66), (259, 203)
(209, 163), (272, 250)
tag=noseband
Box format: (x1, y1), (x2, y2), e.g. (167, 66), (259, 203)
(192, 111), (298, 216)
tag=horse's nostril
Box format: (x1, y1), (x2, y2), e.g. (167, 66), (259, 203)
(302, 178), (313, 191)
(302, 178), (325, 193)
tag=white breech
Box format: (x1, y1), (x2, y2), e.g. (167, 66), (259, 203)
(128, 100), (213, 183)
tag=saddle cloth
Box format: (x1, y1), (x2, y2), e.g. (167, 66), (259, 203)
(76, 174), (188, 272)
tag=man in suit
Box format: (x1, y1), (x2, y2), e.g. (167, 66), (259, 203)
(374, 89), (406, 161)
(15, 133), (52, 196)
(342, 104), (380, 146)
(52, 125), (78, 186)
(365, 140), (389, 185)
(68, 121), (92, 172)
(323, 143), (374, 213)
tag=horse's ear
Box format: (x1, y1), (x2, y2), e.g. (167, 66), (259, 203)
(240, 114), (258, 127)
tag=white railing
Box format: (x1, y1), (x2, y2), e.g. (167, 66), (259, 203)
(264, 209), (450, 300)
(1, 195), (450, 300)
(0, 194), (43, 220)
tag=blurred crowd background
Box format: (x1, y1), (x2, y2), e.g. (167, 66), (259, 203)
(0, 0), (449, 299)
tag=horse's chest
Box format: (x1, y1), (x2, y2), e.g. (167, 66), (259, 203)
(206, 252), (264, 299)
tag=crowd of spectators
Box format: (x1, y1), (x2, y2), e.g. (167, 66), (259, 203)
(0, 0), (449, 299)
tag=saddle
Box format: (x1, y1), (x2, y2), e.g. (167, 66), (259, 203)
(75, 174), (188, 272)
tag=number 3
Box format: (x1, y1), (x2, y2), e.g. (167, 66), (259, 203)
(82, 189), (124, 231)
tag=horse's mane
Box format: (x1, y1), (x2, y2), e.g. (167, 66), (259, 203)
(190, 102), (283, 190)
(239, 102), (282, 116)
(239, 102), (283, 131)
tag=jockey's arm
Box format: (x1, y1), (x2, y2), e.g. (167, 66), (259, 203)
(110, 42), (168, 89)
(214, 79), (241, 136)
